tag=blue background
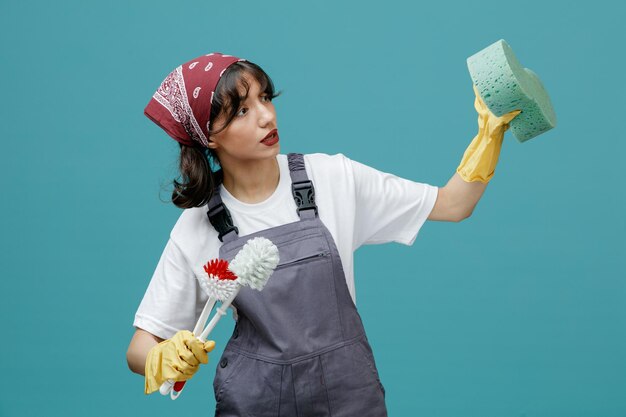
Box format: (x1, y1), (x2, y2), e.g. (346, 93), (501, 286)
(1, 0), (624, 416)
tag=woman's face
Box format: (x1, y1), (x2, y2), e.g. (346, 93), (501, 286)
(207, 75), (279, 166)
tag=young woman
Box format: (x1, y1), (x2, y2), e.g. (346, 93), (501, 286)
(126, 52), (519, 416)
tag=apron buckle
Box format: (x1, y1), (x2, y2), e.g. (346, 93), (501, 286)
(207, 202), (239, 242)
(291, 180), (318, 216)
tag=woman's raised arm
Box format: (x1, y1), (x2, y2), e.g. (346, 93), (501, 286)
(428, 86), (520, 223)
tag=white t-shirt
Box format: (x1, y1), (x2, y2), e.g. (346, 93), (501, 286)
(133, 153), (438, 340)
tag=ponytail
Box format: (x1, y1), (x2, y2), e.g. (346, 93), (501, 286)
(171, 144), (220, 209)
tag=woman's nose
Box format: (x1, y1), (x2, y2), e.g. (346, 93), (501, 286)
(258, 104), (275, 126)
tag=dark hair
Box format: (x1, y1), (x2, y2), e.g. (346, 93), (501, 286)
(171, 61), (281, 209)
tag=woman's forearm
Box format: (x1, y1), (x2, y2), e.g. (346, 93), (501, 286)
(445, 172), (489, 219)
(438, 84), (520, 220)
(126, 329), (163, 376)
(428, 172), (488, 222)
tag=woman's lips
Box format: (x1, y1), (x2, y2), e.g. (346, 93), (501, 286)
(261, 129), (279, 146)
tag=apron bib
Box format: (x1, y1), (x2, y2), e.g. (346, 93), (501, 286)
(207, 153), (387, 417)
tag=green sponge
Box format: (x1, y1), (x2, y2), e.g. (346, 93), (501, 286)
(467, 39), (557, 142)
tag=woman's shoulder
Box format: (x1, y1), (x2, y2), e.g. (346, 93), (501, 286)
(299, 152), (354, 171)
(292, 153), (358, 196)
(169, 205), (218, 249)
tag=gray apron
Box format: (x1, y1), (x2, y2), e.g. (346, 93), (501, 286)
(207, 153), (387, 417)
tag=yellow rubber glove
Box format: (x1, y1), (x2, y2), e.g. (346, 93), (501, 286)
(144, 330), (216, 394)
(456, 85), (521, 183)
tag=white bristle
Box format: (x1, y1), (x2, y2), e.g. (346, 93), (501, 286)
(197, 274), (239, 301)
(228, 237), (279, 291)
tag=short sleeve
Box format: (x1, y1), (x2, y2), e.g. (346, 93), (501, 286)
(350, 158), (438, 248)
(133, 238), (202, 340)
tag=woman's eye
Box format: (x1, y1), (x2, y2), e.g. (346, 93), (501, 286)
(237, 108), (247, 117)
(261, 95), (272, 102)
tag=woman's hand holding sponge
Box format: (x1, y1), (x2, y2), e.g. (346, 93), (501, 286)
(458, 39), (557, 183)
(456, 85), (520, 183)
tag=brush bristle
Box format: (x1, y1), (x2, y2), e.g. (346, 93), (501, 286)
(228, 237), (279, 291)
(197, 274), (239, 301)
(203, 259), (237, 280)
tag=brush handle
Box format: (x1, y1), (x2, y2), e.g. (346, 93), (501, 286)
(162, 290), (239, 400)
(198, 286), (241, 340)
(194, 297), (217, 336)
(165, 286), (242, 399)
(159, 297), (216, 399)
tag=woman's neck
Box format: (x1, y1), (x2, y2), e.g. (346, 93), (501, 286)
(221, 156), (280, 204)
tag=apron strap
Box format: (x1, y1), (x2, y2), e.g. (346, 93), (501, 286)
(206, 169), (239, 243)
(287, 153), (318, 220)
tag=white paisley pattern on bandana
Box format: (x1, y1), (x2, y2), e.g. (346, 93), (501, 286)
(152, 66), (209, 147)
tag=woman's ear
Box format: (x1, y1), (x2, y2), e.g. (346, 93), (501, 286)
(207, 138), (218, 150)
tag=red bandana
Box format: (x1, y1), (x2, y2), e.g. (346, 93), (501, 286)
(144, 52), (245, 147)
